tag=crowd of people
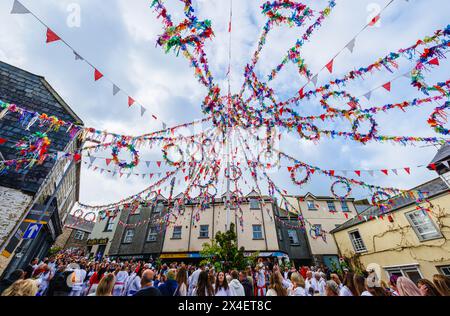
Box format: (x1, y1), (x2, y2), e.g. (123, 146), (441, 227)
(1, 250), (449, 297)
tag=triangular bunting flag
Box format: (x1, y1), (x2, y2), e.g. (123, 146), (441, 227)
(392, 169), (398, 175)
(156, 161), (162, 168)
(346, 38), (356, 53)
(46, 28), (61, 43)
(113, 85), (120, 96)
(382, 82), (391, 92)
(128, 97), (135, 107)
(11, 0), (30, 14)
(404, 167), (410, 174)
(140, 106), (147, 117)
(73, 51), (83, 61)
(0, 138), (8, 145)
(381, 169), (388, 175)
(311, 75), (318, 87)
(355, 170), (361, 177)
(368, 170), (374, 177)
(428, 58), (439, 66)
(428, 163), (437, 170)
(89, 156), (96, 164)
(145, 161), (151, 168)
(94, 69), (103, 81)
(325, 59), (334, 73)
(105, 159), (112, 166)
(369, 14), (380, 26)
(442, 161), (450, 169)
(364, 91), (372, 100)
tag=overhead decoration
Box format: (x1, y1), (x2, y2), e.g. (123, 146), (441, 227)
(3, 0), (450, 233)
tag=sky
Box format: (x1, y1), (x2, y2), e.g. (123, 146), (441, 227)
(0, 0), (449, 207)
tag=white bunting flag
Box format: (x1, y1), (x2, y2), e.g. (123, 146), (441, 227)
(11, 0), (30, 14)
(346, 38), (356, 53)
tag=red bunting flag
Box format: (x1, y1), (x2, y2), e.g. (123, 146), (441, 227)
(381, 169), (388, 175)
(156, 161), (162, 168)
(310, 169), (316, 174)
(369, 14), (380, 26)
(149, 174), (154, 179)
(105, 159), (112, 166)
(185, 176), (189, 182)
(128, 97), (135, 107)
(299, 88), (305, 99)
(325, 59), (334, 73)
(329, 170), (335, 176)
(94, 69), (103, 81)
(429, 57), (440, 66)
(287, 167), (293, 172)
(73, 153), (81, 162)
(404, 167), (411, 174)
(46, 28), (61, 43)
(344, 213), (349, 219)
(0, 138), (7, 145)
(355, 170), (361, 177)
(382, 82), (391, 92)
(428, 163), (437, 170)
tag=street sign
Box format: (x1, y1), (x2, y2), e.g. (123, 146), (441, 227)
(22, 223), (42, 240)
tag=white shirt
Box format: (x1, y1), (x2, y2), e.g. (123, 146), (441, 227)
(318, 278), (326, 296)
(290, 286), (307, 296)
(361, 291), (373, 296)
(115, 271), (128, 284)
(215, 287), (232, 296)
(256, 270), (265, 287)
(266, 289), (278, 296)
(339, 285), (353, 296)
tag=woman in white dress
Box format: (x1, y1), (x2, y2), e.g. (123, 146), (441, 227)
(289, 272), (307, 296)
(113, 265), (129, 296)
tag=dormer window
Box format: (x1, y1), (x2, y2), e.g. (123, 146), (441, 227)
(307, 200), (317, 210)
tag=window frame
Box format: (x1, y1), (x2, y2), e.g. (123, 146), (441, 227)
(327, 201), (336, 212)
(104, 216), (115, 232)
(438, 265), (450, 277)
(405, 210), (442, 242)
(348, 229), (367, 253)
(122, 229), (135, 244)
(199, 225), (209, 239)
(172, 226), (182, 240)
(249, 198), (261, 210)
(74, 230), (85, 241)
(287, 229), (300, 246)
(146, 226), (158, 243)
(252, 225), (264, 240)
(153, 202), (164, 214)
(341, 201), (350, 212)
(307, 200), (317, 211)
(384, 264), (423, 284)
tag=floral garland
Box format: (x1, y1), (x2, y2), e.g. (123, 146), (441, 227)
(162, 143), (184, 167)
(330, 180), (352, 199)
(371, 191), (392, 212)
(111, 141), (140, 169)
(289, 165), (311, 186)
(351, 114), (378, 144)
(15, 132), (51, 164)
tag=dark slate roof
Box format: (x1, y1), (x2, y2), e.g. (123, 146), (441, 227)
(64, 214), (95, 233)
(0, 61), (83, 194)
(331, 177), (449, 233)
(429, 144), (450, 165)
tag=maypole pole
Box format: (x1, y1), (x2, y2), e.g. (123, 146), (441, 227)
(225, 0), (233, 231)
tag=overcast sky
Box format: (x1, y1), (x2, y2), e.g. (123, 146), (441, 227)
(0, 0), (449, 206)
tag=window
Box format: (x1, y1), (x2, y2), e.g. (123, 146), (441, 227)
(341, 201), (350, 212)
(74, 230), (85, 241)
(349, 230), (367, 253)
(249, 199), (261, 210)
(277, 229), (283, 241)
(172, 226), (182, 239)
(146, 227), (158, 242)
(252, 225), (263, 240)
(288, 229), (299, 245)
(199, 225), (209, 238)
(327, 201), (336, 212)
(307, 201), (317, 210)
(104, 217), (115, 232)
(438, 265), (450, 277)
(153, 203), (164, 214)
(123, 229), (134, 244)
(405, 210), (442, 241)
(384, 265), (423, 284)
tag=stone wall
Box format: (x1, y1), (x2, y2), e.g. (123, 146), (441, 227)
(0, 186), (32, 272)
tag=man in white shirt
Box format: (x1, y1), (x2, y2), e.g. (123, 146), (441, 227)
(68, 264), (87, 296)
(188, 265), (204, 296)
(318, 272), (327, 296)
(256, 264), (266, 296)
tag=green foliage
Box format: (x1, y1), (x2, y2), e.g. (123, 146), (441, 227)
(200, 223), (249, 272)
(48, 246), (62, 256)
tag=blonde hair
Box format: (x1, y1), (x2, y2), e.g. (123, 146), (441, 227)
(2, 279), (38, 296)
(290, 272), (305, 288)
(96, 273), (116, 296)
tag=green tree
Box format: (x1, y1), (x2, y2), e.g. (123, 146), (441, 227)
(200, 223), (251, 271)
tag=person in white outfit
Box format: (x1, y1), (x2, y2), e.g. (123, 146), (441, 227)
(318, 272), (327, 296)
(113, 266), (129, 296)
(37, 265), (52, 296)
(289, 272), (307, 296)
(228, 271), (245, 296)
(188, 265), (204, 296)
(214, 272), (232, 296)
(255, 264), (266, 296)
(69, 264), (87, 296)
(124, 268), (142, 296)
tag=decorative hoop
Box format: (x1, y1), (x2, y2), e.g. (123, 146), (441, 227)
(111, 141), (140, 169)
(331, 180), (352, 199)
(225, 165), (242, 181)
(83, 212), (96, 222)
(290, 165), (312, 186)
(297, 122), (321, 142)
(162, 143), (184, 166)
(352, 114), (378, 144)
(371, 191), (392, 209)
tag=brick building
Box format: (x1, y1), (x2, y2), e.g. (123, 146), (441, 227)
(0, 61), (83, 277)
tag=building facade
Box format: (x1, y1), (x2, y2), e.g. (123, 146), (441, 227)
(332, 177), (450, 283)
(56, 214), (95, 253)
(284, 193), (358, 268)
(0, 61), (83, 277)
